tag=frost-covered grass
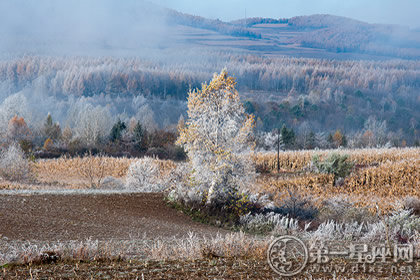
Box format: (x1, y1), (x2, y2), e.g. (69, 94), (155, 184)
(0, 239), (129, 265)
(239, 209), (420, 249)
(239, 212), (301, 234)
(0, 232), (270, 266)
(0, 189), (146, 196)
(2, 210), (419, 267)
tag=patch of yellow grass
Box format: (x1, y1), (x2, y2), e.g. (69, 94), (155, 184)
(254, 148), (420, 213)
(32, 156), (176, 189)
(9, 148), (419, 213)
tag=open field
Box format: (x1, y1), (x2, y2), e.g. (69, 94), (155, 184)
(0, 148), (419, 278)
(2, 147), (417, 212)
(0, 193), (228, 241)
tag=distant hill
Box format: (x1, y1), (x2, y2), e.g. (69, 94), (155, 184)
(166, 10), (261, 39)
(165, 12), (420, 59)
(1, 0), (419, 59)
(228, 14), (420, 59)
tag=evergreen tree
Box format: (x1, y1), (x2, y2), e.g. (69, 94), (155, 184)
(109, 119), (126, 142)
(43, 113), (61, 141)
(281, 125), (295, 149)
(306, 131), (316, 149)
(133, 121), (148, 152)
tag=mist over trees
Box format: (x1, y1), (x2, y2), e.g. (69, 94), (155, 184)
(232, 14), (420, 59)
(0, 54), (418, 148)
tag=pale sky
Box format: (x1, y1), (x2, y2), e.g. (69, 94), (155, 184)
(152, 0), (420, 28)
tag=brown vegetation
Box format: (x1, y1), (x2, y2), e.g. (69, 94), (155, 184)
(253, 148), (420, 212)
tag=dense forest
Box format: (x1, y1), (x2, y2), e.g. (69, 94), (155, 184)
(0, 53), (418, 151)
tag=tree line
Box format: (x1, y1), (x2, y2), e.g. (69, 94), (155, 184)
(0, 54), (418, 147)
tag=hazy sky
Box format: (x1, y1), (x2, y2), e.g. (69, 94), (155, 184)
(152, 0), (420, 28)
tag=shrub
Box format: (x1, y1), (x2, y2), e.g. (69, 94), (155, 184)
(0, 143), (30, 181)
(311, 153), (354, 185)
(77, 153), (107, 189)
(125, 157), (165, 192)
(101, 176), (124, 190)
(145, 147), (169, 160)
(403, 196), (420, 216)
(43, 113), (61, 141)
(307, 209), (420, 244)
(386, 209), (420, 241)
(109, 119), (126, 142)
(18, 139), (33, 155)
(317, 197), (376, 224)
(43, 138), (54, 151)
(269, 189), (318, 220)
(239, 212), (300, 235)
(168, 176), (257, 227)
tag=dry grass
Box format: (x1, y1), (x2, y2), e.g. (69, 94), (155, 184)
(254, 148), (420, 213)
(3, 148), (419, 213)
(31, 156), (176, 189)
(2, 235), (419, 279)
(253, 147), (419, 172)
(144, 232), (269, 261)
(0, 233), (269, 266)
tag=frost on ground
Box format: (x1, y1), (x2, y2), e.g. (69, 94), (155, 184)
(0, 232), (269, 265)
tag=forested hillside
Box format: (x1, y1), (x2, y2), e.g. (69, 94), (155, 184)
(0, 54), (418, 146)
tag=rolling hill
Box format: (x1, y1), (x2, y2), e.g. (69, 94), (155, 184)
(1, 0), (419, 60)
(167, 11), (420, 59)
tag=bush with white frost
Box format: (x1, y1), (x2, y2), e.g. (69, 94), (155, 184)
(125, 157), (165, 192)
(0, 143), (30, 181)
(166, 163), (198, 202)
(305, 209), (420, 244)
(318, 197), (375, 224)
(238, 207), (419, 248)
(386, 209), (420, 239)
(239, 212), (300, 234)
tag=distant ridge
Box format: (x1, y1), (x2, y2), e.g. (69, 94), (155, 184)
(228, 14), (420, 58)
(0, 0), (418, 59)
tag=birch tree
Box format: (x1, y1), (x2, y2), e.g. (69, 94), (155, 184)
(177, 69), (255, 205)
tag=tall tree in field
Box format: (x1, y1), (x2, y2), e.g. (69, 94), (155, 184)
(177, 69), (255, 205)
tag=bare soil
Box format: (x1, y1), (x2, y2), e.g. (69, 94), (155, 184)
(0, 193), (228, 241)
(1, 193), (419, 279)
(2, 259), (419, 279)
